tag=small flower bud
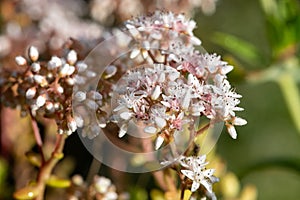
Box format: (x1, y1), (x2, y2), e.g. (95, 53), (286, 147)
(72, 175), (84, 186)
(54, 102), (60, 110)
(28, 46), (39, 62)
(76, 61), (87, 72)
(45, 102), (55, 113)
(26, 87), (36, 99)
(67, 118), (77, 133)
(31, 63), (41, 72)
(67, 50), (77, 65)
(59, 64), (70, 77)
(33, 75), (48, 87)
(74, 91), (86, 102)
(48, 56), (62, 69)
(120, 111), (132, 120)
(36, 95), (46, 107)
(15, 56), (27, 65)
(56, 85), (64, 94)
(66, 77), (75, 86)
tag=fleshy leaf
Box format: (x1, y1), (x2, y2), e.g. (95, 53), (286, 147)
(46, 175), (71, 188)
(13, 186), (40, 199)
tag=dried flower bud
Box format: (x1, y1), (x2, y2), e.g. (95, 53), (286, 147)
(28, 46), (39, 62)
(15, 56), (27, 65)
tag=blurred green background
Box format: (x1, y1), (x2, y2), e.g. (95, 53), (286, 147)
(195, 0), (300, 199)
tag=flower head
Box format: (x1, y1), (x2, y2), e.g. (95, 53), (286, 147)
(180, 155), (219, 195)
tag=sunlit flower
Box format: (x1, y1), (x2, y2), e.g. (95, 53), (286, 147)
(180, 155), (219, 194)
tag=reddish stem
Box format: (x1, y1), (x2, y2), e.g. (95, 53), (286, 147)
(30, 117), (45, 163)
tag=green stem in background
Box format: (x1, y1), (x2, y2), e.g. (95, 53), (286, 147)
(277, 72), (300, 134)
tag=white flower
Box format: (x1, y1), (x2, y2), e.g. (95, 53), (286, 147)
(180, 155), (218, 193)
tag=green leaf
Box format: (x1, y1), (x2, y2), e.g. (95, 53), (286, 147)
(25, 152), (42, 167)
(277, 71), (300, 134)
(212, 32), (263, 66)
(183, 189), (192, 200)
(46, 175), (71, 188)
(150, 189), (165, 200)
(13, 185), (40, 199)
(129, 187), (148, 200)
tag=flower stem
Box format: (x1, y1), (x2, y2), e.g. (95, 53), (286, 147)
(30, 118), (45, 163)
(35, 134), (66, 200)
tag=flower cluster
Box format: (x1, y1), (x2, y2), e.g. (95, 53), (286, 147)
(109, 11), (246, 150)
(180, 155), (218, 198)
(68, 175), (129, 200)
(0, 45), (100, 135)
